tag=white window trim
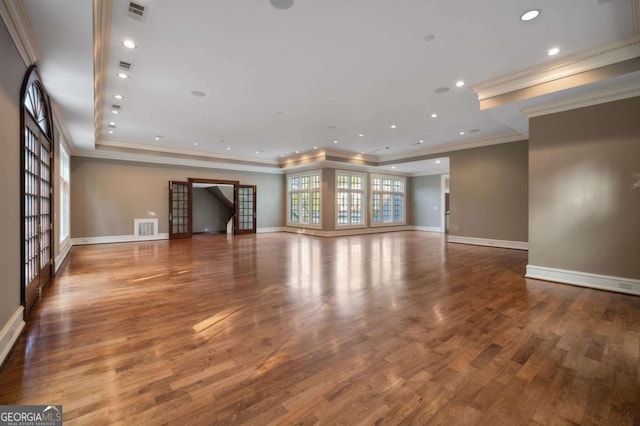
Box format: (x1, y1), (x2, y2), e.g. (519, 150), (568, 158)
(286, 170), (322, 229)
(335, 170), (367, 229)
(59, 143), (70, 244)
(370, 173), (406, 227)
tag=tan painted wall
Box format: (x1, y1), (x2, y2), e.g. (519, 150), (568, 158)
(411, 174), (443, 228)
(70, 157), (285, 237)
(529, 96), (640, 279)
(449, 140), (529, 242)
(0, 19), (26, 327)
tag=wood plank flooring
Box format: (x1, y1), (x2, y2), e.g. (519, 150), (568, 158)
(1, 232), (639, 425)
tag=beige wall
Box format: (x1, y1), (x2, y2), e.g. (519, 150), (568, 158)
(529, 97), (640, 279)
(449, 140), (529, 242)
(0, 19), (26, 327)
(411, 174), (443, 228)
(70, 157), (285, 238)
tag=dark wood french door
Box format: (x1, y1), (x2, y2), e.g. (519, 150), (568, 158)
(236, 185), (256, 234)
(169, 181), (192, 239)
(23, 117), (52, 314)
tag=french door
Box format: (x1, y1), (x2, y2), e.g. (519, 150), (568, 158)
(169, 181), (192, 239)
(236, 185), (256, 234)
(23, 115), (52, 314)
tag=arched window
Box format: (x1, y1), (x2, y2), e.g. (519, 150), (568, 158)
(20, 65), (54, 317)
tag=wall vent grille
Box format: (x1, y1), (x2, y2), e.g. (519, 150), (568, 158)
(119, 61), (132, 71)
(134, 218), (158, 237)
(127, 2), (147, 20)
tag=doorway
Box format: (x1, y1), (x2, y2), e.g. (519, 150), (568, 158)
(192, 182), (235, 234)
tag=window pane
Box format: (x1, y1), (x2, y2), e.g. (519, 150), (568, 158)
(394, 194), (403, 221)
(301, 193), (310, 223)
(301, 176), (310, 190)
(290, 177), (299, 190)
(312, 175), (320, 189)
(372, 194), (381, 223)
(337, 192), (348, 224)
(351, 176), (361, 190)
(337, 175), (348, 189)
(312, 191), (320, 223)
(382, 179), (392, 192)
(394, 179), (404, 193)
(290, 193), (299, 222)
(383, 194), (392, 222)
(350, 193), (362, 224)
(372, 178), (381, 191)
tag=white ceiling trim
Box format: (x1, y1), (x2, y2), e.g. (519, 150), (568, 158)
(282, 160), (413, 177)
(51, 102), (75, 153)
(93, 0), (112, 145)
(0, 0), (41, 66)
(73, 148), (285, 174)
(472, 34), (640, 102)
(521, 79), (640, 118)
(376, 133), (525, 163)
(97, 137), (281, 166)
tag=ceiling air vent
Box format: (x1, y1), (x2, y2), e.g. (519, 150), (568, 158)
(111, 104), (121, 111)
(119, 61), (132, 71)
(127, 2), (147, 21)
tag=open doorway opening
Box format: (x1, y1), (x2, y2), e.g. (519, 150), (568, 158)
(192, 182), (235, 234)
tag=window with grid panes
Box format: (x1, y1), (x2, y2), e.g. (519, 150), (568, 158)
(336, 171), (366, 227)
(287, 171), (321, 227)
(371, 174), (405, 225)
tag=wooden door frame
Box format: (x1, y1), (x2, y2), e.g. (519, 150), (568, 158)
(236, 185), (257, 234)
(187, 178), (239, 234)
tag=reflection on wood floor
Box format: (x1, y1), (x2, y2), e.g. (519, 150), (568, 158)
(1, 232), (639, 425)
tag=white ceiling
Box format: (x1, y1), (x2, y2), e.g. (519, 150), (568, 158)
(16, 0), (640, 173)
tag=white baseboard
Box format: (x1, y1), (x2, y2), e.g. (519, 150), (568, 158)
(0, 307), (25, 367)
(55, 239), (72, 273)
(283, 225), (413, 237)
(412, 226), (443, 233)
(256, 227), (287, 234)
(526, 265), (640, 296)
(71, 233), (169, 245)
(448, 235), (528, 250)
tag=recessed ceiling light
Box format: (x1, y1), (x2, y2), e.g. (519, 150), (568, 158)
(191, 91), (206, 97)
(460, 131), (465, 135)
(107, 130), (114, 134)
(418, 139), (424, 144)
(108, 122), (116, 127)
(117, 72), (129, 79)
(226, 147), (231, 150)
(358, 133), (364, 137)
(456, 80), (465, 87)
(154, 136), (160, 141)
(547, 47), (560, 56)
(431, 113), (438, 118)
(111, 110), (119, 114)
(391, 166), (396, 169)
(423, 34), (435, 43)
(520, 9), (540, 22)
(295, 150), (300, 154)
(122, 39), (137, 49)
(313, 146), (318, 149)
(436, 160), (441, 164)
(193, 142), (199, 146)
(114, 94), (123, 100)
(390, 124), (397, 129)
(270, 0), (294, 10)
(333, 140), (339, 144)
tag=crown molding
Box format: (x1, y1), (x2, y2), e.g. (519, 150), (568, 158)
(98, 137), (280, 165)
(93, 0), (112, 144)
(0, 0), (41, 66)
(376, 133), (525, 164)
(51, 102), (76, 154)
(279, 147), (377, 168)
(472, 34), (640, 102)
(74, 147), (285, 174)
(521, 79), (640, 118)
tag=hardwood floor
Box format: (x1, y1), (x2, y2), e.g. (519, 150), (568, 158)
(1, 232), (639, 425)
